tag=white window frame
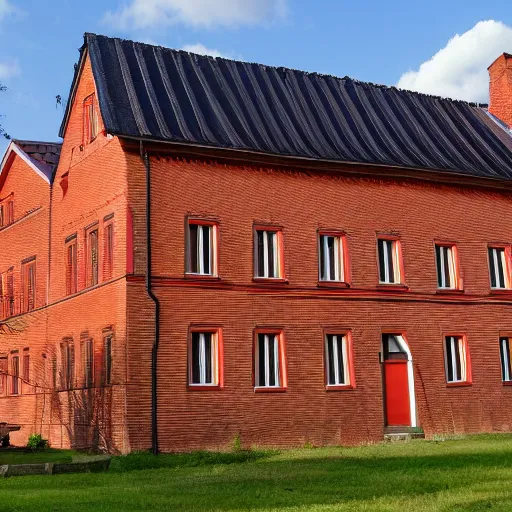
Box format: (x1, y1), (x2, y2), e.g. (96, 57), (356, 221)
(325, 334), (350, 386)
(255, 333), (283, 389)
(488, 246), (510, 290)
(500, 337), (512, 383)
(444, 335), (469, 383)
(378, 238), (402, 284)
(187, 222), (217, 277)
(254, 229), (282, 279)
(436, 244), (457, 289)
(319, 234), (345, 282)
(189, 330), (219, 387)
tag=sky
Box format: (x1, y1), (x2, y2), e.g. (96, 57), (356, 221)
(0, 0), (511, 156)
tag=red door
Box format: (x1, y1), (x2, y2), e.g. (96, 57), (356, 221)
(382, 334), (411, 427)
(384, 360), (410, 426)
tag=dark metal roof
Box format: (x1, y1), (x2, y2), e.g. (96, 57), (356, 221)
(14, 140), (61, 168)
(60, 33), (512, 181)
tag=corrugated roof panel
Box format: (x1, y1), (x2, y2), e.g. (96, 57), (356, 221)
(60, 33), (512, 181)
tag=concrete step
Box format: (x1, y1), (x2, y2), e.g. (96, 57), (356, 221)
(384, 432), (425, 442)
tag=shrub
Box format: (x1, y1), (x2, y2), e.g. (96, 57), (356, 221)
(27, 433), (49, 451)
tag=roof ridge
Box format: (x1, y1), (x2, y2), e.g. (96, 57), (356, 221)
(84, 33), (486, 109)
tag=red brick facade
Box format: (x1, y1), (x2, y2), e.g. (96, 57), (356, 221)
(2, 51), (512, 453)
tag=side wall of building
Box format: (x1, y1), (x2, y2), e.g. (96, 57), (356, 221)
(126, 155), (512, 451)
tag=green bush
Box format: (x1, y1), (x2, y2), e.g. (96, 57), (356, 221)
(27, 433), (49, 451)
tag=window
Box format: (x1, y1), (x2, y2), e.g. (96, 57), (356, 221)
(1, 268), (14, 319)
(186, 221), (217, 276)
(11, 355), (19, 395)
(0, 356), (7, 394)
(23, 351), (29, 384)
(254, 228), (284, 279)
(83, 93), (99, 144)
(0, 198), (14, 228)
(500, 337), (512, 383)
(21, 257), (36, 312)
(60, 340), (75, 390)
(435, 244), (459, 289)
(86, 227), (99, 287)
(377, 237), (403, 284)
(319, 233), (348, 283)
(103, 220), (114, 281)
(82, 338), (94, 388)
(254, 331), (286, 389)
(189, 329), (221, 387)
(488, 246), (511, 289)
(325, 332), (354, 388)
(104, 333), (113, 385)
(444, 335), (471, 384)
(65, 236), (78, 295)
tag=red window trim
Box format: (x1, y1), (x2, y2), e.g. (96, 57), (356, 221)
(185, 218), (219, 278)
(253, 224), (285, 282)
(103, 219), (114, 282)
(187, 326), (224, 390)
(317, 230), (351, 287)
(10, 354), (19, 395)
(487, 243), (512, 290)
(253, 328), (287, 392)
(443, 332), (472, 386)
(85, 224), (99, 288)
(65, 236), (78, 296)
(83, 93), (99, 145)
(434, 241), (463, 291)
(323, 328), (356, 391)
(376, 234), (405, 287)
(21, 257), (36, 313)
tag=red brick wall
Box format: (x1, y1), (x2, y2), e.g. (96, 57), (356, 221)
(0, 153), (52, 446)
(489, 53), (512, 127)
(0, 55), (131, 453)
(124, 155), (512, 451)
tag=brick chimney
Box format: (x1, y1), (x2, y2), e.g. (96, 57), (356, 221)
(488, 53), (512, 127)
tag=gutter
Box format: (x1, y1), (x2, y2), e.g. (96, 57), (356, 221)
(140, 141), (160, 455)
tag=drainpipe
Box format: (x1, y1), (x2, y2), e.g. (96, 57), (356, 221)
(140, 141), (160, 455)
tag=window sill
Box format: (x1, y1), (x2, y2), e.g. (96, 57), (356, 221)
(252, 277), (288, 285)
(317, 281), (350, 289)
(187, 385), (223, 391)
(490, 288), (512, 295)
(326, 384), (355, 391)
(446, 381), (472, 388)
(376, 283), (408, 291)
(503, 381), (512, 386)
(436, 288), (465, 295)
(254, 387), (287, 393)
(184, 273), (220, 281)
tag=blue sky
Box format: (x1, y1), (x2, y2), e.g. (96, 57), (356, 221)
(0, 0), (511, 155)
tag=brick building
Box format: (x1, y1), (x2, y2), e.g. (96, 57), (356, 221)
(1, 35), (512, 453)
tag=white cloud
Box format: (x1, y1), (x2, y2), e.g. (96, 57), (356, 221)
(0, 0), (14, 20)
(397, 20), (512, 103)
(181, 43), (227, 58)
(104, 0), (287, 29)
(0, 60), (20, 80)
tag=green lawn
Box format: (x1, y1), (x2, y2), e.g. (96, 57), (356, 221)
(0, 448), (77, 465)
(3, 435), (512, 511)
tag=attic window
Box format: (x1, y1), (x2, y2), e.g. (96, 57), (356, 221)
(0, 198), (14, 228)
(83, 93), (99, 144)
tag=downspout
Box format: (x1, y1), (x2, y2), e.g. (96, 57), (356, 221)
(140, 141), (160, 455)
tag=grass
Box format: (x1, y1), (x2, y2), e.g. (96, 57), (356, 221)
(2, 435), (512, 510)
(0, 448), (77, 465)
